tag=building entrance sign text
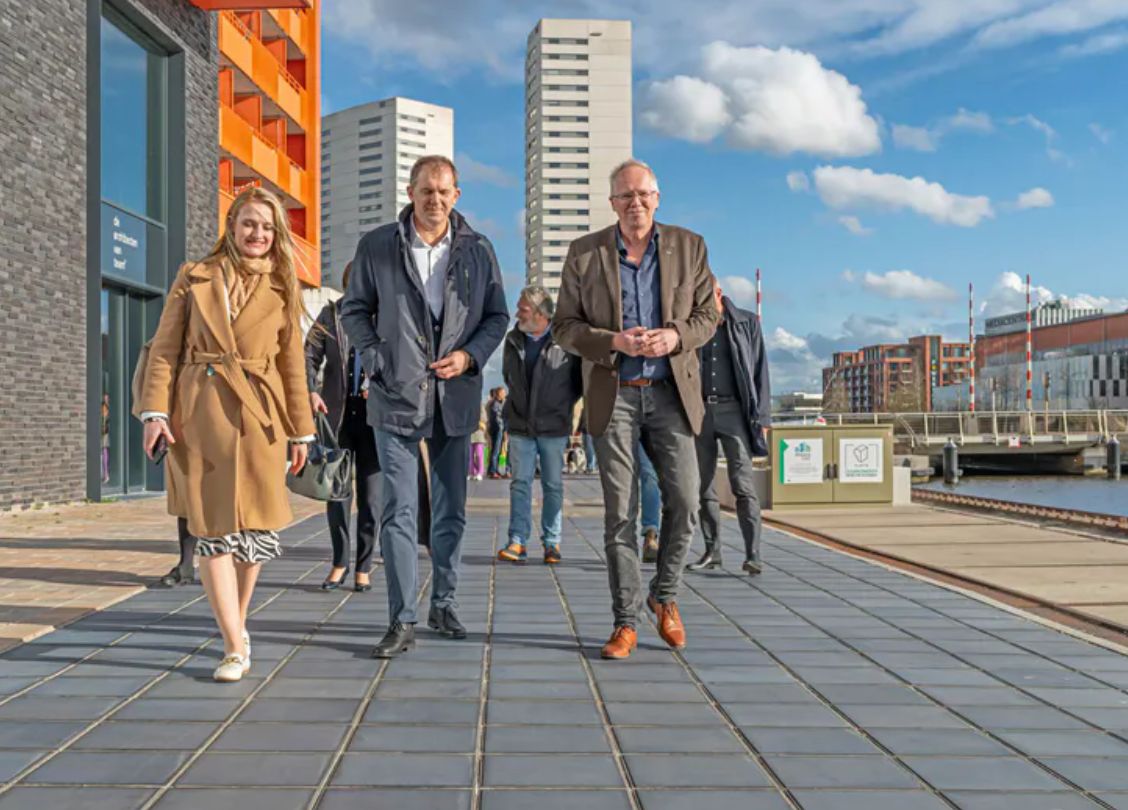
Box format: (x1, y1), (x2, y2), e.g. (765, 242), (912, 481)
(101, 203), (147, 284)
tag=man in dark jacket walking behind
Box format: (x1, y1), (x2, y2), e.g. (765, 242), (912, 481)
(340, 156), (508, 658)
(497, 286), (582, 565)
(687, 279), (771, 575)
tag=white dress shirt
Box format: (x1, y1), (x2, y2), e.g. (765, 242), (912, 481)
(408, 218), (452, 320)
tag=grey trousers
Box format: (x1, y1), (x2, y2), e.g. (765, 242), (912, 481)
(696, 399), (762, 563)
(595, 382), (700, 628)
(374, 406), (470, 626)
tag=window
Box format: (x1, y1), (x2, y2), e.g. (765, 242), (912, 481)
(322, 129), (331, 136)
(398, 126), (426, 136)
(360, 128), (381, 137)
(359, 140), (382, 150)
(546, 162), (589, 169)
(543, 68), (588, 76)
(547, 209), (588, 216)
(543, 100), (589, 107)
(399, 114), (427, 124)
(360, 192), (380, 200)
(359, 204), (381, 213)
(547, 115), (589, 122)
(359, 154), (382, 163)
(360, 217), (382, 225)
(359, 116), (381, 125)
(359, 167), (380, 176)
(545, 37), (587, 45)
(360, 180), (381, 188)
(322, 225), (331, 233)
(402, 139), (426, 149)
(544, 83), (588, 92)
(546, 147), (588, 154)
(547, 53), (588, 61)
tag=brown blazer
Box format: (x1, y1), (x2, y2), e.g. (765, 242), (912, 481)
(552, 222), (719, 437)
(140, 261), (315, 538)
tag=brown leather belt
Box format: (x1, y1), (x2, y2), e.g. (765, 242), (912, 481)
(620, 378), (660, 388)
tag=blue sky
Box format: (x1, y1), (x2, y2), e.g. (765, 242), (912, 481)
(321, 0), (1128, 391)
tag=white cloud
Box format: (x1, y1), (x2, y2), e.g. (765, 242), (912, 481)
(455, 152), (518, 188)
(892, 125), (938, 152)
(642, 76), (731, 143)
(786, 171), (811, 192)
(854, 1), (1037, 55)
(982, 271), (1128, 316)
(1090, 122), (1114, 143)
(837, 215), (873, 236)
(766, 327), (824, 391)
(974, 0), (1128, 50)
(1015, 187), (1055, 209)
(1006, 114), (1069, 163)
(946, 108), (995, 132)
(641, 42), (881, 158)
(846, 269), (958, 301)
(1061, 28), (1128, 56)
(719, 275), (758, 306)
(812, 165), (995, 227)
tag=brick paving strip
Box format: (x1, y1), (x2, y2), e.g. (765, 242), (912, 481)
(1, 478), (1128, 807)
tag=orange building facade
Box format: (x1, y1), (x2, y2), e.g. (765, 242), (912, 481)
(207, 0), (321, 286)
(823, 336), (972, 413)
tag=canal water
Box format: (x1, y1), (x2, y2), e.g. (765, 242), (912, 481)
(916, 476), (1128, 517)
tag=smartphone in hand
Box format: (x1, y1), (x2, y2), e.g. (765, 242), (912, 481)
(152, 435), (169, 465)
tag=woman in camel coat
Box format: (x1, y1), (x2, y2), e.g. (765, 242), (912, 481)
(140, 186), (315, 683)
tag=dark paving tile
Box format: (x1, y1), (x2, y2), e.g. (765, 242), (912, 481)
(350, 724), (477, 753)
(902, 756), (1071, 791)
(257, 678), (371, 700)
(625, 754), (770, 788)
(943, 793), (1103, 810)
(72, 721), (218, 750)
(728, 703), (848, 728)
(790, 790), (949, 810)
(331, 753), (474, 786)
(484, 754), (623, 787)
(364, 699), (479, 725)
(867, 728), (1010, 756)
(637, 791), (791, 810)
(211, 722), (348, 751)
(113, 697), (243, 722)
(28, 677), (153, 697)
(953, 706), (1090, 731)
(598, 681), (705, 702)
(481, 791), (632, 810)
(0, 696), (123, 721)
(0, 721), (86, 749)
(487, 681), (592, 700)
(998, 730), (1128, 757)
(490, 700), (602, 726)
(178, 752), (331, 786)
(240, 698), (359, 722)
(839, 704), (969, 729)
(377, 678), (482, 700)
(152, 788), (313, 809)
(25, 750), (189, 784)
(742, 727), (882, 755)
(1037, 757), (1128, 792)
(485, 725), (612, 753)
(765, 754), (920, 789)
(0, 749), (44, 780)
(318, 789), (472, 809)
(0, 787), (153, 809)
(615, 726), (745, 754)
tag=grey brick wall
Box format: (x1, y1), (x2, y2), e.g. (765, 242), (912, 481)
(0, 0), (216, 510)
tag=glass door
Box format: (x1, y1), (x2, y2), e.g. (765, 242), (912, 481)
(101, 287), (153, 495)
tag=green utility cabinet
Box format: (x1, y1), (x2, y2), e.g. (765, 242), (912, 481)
(771, 424), (894, 508)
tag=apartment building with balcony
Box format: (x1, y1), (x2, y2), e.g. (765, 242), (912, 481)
(823, 335), (972, 413)
(320, 98), (454, 290)
(216, 2), (321, 286)
(524, 19), (632, 299)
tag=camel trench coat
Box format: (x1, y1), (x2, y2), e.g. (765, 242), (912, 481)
(140, 261), (315, 538)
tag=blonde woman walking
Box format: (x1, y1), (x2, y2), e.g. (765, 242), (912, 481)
(139, 186), (315, 683)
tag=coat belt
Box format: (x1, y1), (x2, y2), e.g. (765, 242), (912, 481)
(186, 350), (283, 431)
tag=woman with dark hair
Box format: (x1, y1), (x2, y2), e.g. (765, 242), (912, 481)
(139, 186), (315, 683)
(306, 262), (382, 592)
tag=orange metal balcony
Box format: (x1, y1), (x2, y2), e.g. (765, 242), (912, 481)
(192, 0), (309, 9)
(268, 8), (306, 49)
(219, 11), (307, 127)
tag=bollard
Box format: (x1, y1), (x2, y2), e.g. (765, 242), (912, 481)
(943, 438), (959, 486)
(1109, 436), (1122, 481)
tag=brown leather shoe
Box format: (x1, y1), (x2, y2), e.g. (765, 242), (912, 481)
(647, 595), (686, 649)
(600, 626), (638, 659)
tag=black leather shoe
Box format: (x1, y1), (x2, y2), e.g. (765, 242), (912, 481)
(372, 622), (415, 658)
(354, 578), (372, 593)
(321, 567), (349, 591)
(742, 559), (763, 576)
(427, 605), (467, 639)
(157, 565), (194, 588)
(686, 550), (723, 571)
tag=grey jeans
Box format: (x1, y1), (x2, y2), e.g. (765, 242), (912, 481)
(594, 381), (700, 628)
(696, 399), (762, 563)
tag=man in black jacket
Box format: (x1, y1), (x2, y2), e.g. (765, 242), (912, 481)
(497, 286), (582, 564)
(340, 156), (509, 658)
(687, 279), (771, 575)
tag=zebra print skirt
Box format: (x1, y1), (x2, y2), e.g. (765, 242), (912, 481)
(195, 529), (282, 564)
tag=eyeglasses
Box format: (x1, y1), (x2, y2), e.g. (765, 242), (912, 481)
(610, 190), (658, 203)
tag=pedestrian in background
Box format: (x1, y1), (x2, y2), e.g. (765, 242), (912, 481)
(341, 155), (508, 659)
(487, 387), (508, 478)
(637, 443), (661, 563)
(469, 417), (487, 481)
(579, 405), (598, 474)
(497, 286), (582, 565)
(139, 186), (315, 682)
(553, 159), (719, 660)
(305, 261), (382, 593)
(687, 279), (771, 575)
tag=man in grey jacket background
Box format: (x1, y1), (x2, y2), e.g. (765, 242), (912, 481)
(340, 156), (508, 658)
(497, 286), (582, 565)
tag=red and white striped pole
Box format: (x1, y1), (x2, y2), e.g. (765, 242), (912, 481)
(755, 267), (762, 320)
(1025, 273), (1033, 410)
(968, 282), (975, 413)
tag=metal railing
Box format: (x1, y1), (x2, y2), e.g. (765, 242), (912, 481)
(773, 409), (1128, 448)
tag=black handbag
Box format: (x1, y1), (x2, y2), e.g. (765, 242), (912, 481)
(286, 412), (353, 501)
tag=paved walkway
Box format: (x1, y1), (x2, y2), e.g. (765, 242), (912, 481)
(3, 478), (1128, 808)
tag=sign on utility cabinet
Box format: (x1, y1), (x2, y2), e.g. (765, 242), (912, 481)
(839, 437), (884, 484)
(779, 437), (823, 485)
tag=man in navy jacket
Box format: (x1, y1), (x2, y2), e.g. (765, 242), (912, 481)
(341, 156), (508, 658)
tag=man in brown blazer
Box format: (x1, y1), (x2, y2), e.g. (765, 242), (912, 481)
(553, 159), (719, 660)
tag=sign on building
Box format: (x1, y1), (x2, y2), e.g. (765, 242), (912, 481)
(100, 203), (147, 284)
(779, 438), (824, 484)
